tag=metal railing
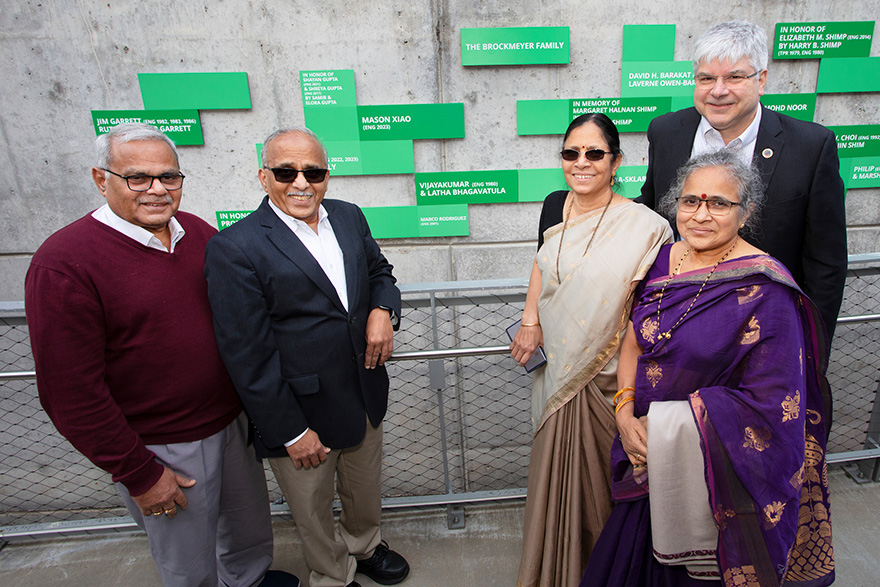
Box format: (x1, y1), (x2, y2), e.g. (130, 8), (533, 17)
(2, 257), (880, 537)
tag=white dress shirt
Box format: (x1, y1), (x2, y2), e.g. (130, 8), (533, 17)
(92, 204), (185, 253)
(691, 105), (763, 165)
(267, 199), (349, 312)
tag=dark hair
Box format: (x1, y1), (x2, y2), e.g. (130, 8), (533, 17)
(562, 112), (622, 160)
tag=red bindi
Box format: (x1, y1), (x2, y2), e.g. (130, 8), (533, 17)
(700, 193), (707, 199)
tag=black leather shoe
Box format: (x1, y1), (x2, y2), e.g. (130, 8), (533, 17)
(258, 570), (301, 587)
(356, 540), (410, 585)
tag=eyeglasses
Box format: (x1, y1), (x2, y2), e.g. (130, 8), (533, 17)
(676, 195), (742, 216)
(264, 167), (328, 184)
(694, 71), (761, 87)
(560, 149), (612, 162)
(102, 168), (184, 191)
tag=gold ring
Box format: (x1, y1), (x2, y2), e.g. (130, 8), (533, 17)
(164, 509), (174, 515)
(152, 511), (162, 516)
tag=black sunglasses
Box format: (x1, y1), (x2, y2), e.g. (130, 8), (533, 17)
(560, 148), (612, 162)
(264, 167), (328, 183)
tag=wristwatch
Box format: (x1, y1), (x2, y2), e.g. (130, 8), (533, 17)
(378, 305), (400, 328)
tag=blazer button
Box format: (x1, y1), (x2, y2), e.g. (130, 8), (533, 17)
(351, 355), (357, 363)
(349, 317), (356, 325)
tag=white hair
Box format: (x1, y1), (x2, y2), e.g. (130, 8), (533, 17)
(261, 127), (328, 167)
(693, 20), (769, 74)
(95, 123), (179, 169)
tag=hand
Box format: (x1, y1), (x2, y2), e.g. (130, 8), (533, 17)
(286, 429), (331, 469)
(131, 466), (195, 519)
(510, 324), (543, 367)
(365, 307), (394, 369)
(617, 413), (648, 467)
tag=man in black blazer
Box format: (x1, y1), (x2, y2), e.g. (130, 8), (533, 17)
(204, 127), (409, 587)
(638, 20), (846, 340)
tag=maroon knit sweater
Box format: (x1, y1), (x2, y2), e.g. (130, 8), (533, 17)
(25, 211), (241, 495)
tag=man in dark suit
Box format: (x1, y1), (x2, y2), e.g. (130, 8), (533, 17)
(204, 127), (409, 587)
(638, 20), (846, 339)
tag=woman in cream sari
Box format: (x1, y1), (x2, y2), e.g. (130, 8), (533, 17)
(511, 113), (672, 587)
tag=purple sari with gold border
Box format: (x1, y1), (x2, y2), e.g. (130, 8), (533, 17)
(582, 245), (834, 587)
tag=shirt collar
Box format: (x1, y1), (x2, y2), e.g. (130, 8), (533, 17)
(92, 203), (185, 253)
(267, 198), (330, 234)
(698, 105), (762, 149)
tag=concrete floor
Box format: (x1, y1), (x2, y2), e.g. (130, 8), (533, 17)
(1, 467), (877, 586)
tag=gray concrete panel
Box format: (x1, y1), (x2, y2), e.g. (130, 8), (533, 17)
(2, 1), (879, 299)
(847, 227), (880, 255)
(0, 257), (32, 302)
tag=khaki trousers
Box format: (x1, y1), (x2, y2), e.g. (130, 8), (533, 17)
(269, 419), (383, 587)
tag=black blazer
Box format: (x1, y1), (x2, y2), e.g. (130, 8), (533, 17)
(638, 106), (847, 338)
(204, 197), (401, 457)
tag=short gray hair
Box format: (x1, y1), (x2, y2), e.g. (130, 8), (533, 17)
(693, 20), (768, 74)
(261, 127), (328, 167)
(95, 123), (179, 169)
(659, 149), (765, 235)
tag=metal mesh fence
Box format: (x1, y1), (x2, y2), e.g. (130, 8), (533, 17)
(826, 265), (880, 455)
(2, 266), (879, 532)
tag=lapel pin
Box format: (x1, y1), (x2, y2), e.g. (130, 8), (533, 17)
(762, 148), (773, 159)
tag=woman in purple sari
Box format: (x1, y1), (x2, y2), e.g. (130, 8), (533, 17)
(580, 150), (834, 587)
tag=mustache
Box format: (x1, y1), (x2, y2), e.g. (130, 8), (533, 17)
(136, 195), (174, 205)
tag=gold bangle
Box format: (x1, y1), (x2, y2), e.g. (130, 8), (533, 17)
(613, 387), (635, 405)
(614, 396), (635, 414)
(520, 322), (540, 327)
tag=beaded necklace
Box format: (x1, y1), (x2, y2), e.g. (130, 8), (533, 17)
(656, 237), (738, 340)
(555, 192), (613, 281)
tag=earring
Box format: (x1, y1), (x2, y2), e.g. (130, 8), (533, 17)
(610, 175), (615, 186)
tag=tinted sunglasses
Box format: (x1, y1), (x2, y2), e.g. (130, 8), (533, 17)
(560, 148), (612, 162)
(264, 167), (328, 183)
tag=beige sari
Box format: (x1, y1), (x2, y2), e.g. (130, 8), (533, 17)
(517, 199), (671, 587)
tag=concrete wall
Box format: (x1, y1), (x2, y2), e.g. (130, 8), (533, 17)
(2, 1), (878, 300)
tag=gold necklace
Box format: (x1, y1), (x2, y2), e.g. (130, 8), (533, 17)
(555, 192), (613, 281)
(656, 237), (738, 340)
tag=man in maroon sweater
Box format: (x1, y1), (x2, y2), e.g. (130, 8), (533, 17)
(25, 123), (299, 587)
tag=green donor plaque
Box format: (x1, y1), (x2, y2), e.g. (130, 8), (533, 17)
(415, 170), (518, 205)
(615, 165), (648, 199)
(572, 98), (671, 132)
(517, 169), (567, 202)
(300, 70), (358, 107)
(621, 62), (694, 98)
(325, 140), (415, 176)
(361, 204), (469, 238)
(517, 98), (672, 135)
(817, 57), (880, 93)
(840, 157), (880, 189)
(216, 210), (254, 230)
(300, 70), (360, 141)
(774, 22), (874, 59)
(622, 24), (675, 62)
(358, 104), (465, 140)
(517, 100), (573, 135)
(828, 125), (880, 158)
(759, 94), (817, 123)
(461, 27), (569, 66)
(92, 110), (203, 145)
(139, 72), (251, 110)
